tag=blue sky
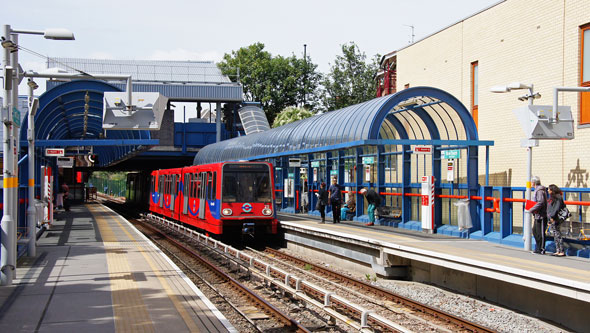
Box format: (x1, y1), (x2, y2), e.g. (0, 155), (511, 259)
(2, 0), (500, 119)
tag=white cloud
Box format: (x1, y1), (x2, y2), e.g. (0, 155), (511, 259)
(149, 48), (224, 63)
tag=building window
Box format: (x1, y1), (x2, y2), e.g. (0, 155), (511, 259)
(581, 24), (590, 124)
(471, 61), (479, 128)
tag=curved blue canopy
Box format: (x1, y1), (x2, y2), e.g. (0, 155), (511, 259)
(194, 86), (480, 164)
(20, 80), (152, 167)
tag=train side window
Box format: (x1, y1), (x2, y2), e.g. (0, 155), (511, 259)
(150, 176), (155, 193)
(207, 172), (213, 200)
(211, 172), (217, 200)
(191, 173), (199, 198)
(164, 175), (168, 195)
(197, 173), (203, 198)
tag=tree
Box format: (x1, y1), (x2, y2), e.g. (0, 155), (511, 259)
(322, 42), (380, 111)
(218, 43), (321, 125)
(272, 106), (315, 128)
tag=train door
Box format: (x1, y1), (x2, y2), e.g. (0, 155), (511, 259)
(207, 171), (216, 215)
(198, 171), (207, 219)
(170, 174), (176, 213)
(183, 172), (189, 215)
(159, 174), (164, 208)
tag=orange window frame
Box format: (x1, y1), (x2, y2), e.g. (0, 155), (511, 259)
(581, 24), (590, 124)
(471, 61), (479, 128)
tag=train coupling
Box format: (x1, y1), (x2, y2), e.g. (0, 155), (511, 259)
(241, 222), (256, 236)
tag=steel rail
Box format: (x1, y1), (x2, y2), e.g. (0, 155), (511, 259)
(136, 219), (310, 333)
(264, 248), (495, 333)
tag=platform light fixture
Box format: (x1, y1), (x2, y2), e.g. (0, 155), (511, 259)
(490, 82), (539, 252)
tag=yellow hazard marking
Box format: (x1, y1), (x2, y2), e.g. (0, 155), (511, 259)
(90, 205), (155, 333)
(3, 177), (18, 188)
(28, 179), (34, 187)
(91, 205), (201, 332)
(526, 181), (531, 189)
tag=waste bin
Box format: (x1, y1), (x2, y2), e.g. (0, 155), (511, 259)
(453, 199), (472, 230)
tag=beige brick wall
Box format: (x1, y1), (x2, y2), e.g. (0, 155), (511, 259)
(395, 0), (590, 192)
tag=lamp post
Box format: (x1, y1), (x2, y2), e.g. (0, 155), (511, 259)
(1, 24), (74, 286)
(490, 82), (540, 251)
(27, 79), (39, 257)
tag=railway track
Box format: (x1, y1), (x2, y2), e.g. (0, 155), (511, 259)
(99, 198), (309, 332)
(134, 218), (310, 332)
(255, 247), (495, 332)
(101, 197), (494, 332)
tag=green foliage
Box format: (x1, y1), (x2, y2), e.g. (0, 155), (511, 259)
(304, 263), (313, 271)
(91, 171), (128, 181)
(272, 106), (314, 128)
(322, 42), (380, 111)
(218, 43), (321, 125)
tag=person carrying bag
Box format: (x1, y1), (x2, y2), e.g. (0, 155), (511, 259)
(546, 184), (568, 257)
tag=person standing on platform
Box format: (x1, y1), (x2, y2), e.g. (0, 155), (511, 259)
(360, 188), (381, 226)
(528, 176), (547, 254)
(328, 177), (343, 224)
(315, 182), (328, 223)
(547, 184), (566, 257)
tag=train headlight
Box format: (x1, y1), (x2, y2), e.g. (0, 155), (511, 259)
(262, 208), (272, 216)
(222, 208), (233, 216)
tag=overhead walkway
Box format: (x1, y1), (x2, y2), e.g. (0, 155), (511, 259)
(0, 203), (235, 332)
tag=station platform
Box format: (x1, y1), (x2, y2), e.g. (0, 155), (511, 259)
(278, 213), (590, 331)
(0, 203), (236, 332)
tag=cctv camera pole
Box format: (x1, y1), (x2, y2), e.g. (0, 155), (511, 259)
(26, 83), (38, 256)
(1, 24), (15, 285)
(11, 33), (20, 262)
(523, 85), (535, 252)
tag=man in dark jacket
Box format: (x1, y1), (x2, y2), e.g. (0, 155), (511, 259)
(528, 176), (547, 254)
(328, 177), (343, 223)
(360, 188), (381, 226)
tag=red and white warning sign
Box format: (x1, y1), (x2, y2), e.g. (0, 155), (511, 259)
(45, 148), (65, 157)
(413, 145), (433, 154)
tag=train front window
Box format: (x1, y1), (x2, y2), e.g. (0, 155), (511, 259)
(222, 164), (271, 203)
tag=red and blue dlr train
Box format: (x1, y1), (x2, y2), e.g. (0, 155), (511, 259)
(148, 161), (278, 237)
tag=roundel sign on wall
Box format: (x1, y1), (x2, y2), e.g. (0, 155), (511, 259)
(242, 203), (252, 213)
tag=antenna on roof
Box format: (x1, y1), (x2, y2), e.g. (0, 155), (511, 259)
(404, 25), (415, 44)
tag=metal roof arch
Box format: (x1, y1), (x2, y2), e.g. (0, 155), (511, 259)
(194, 86), (481, 165)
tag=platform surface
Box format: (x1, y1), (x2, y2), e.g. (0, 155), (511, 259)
(279, 213), (590, 302)
(0, 203), (236, 332)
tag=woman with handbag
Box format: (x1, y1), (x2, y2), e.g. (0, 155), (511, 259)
(547, 184), (566, 257)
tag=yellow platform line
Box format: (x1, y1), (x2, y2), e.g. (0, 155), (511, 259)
(91, 205), (155, 333)
(94, 205), (202, 332)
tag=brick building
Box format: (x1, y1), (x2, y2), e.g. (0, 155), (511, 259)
(376, 0), (590, 190)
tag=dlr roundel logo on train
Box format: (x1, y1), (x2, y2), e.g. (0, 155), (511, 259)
(242, 203), (252, 213)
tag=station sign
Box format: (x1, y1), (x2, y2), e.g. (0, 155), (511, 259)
(441, 149), (461, 159)
(310, 161), (320, 168)
(12, 107), (21, 127)
(288, 158), (301, 168)
(288, 173), (295, 178)
(330, 170), (338, 176)
(413, 145), (433, 154)
(45, 148), (65, 157)
(362, 156), (375, 165)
